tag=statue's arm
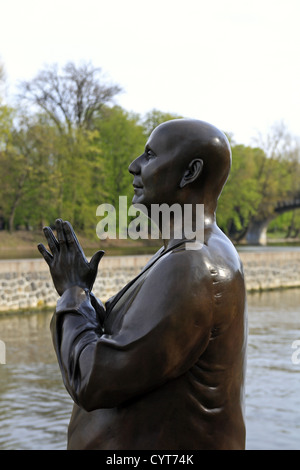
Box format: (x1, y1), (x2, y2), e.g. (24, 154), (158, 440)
(51, 252), (214, 411)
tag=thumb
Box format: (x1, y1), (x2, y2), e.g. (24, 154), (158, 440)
(89, 250), (105, 272)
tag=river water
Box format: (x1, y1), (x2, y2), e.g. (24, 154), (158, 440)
(0, 288), (299, 450)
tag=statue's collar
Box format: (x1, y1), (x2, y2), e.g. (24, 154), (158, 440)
(105, 239), (191, 316)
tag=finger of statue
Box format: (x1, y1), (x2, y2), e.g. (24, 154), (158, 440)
(65, 220), (86, 257)
(63, 220), (77, 246)
(89, 250), (105, 273)
(43, 226), (59, 255)
(55, 218), (67, 245)
(37, 243), (53, 266)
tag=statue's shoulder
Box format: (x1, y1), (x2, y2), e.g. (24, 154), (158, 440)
(206, 227), (244, 274)
(148, 242), (214, 292)
(145, 228), (243, 295)
(157, 230), (243, 287)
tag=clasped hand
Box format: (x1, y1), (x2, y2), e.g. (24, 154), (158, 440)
(38, 219), (104, 296)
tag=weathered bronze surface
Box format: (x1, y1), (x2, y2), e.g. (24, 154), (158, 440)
(38, 119), (247, 450)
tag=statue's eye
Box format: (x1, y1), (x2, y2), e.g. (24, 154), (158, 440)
(146, 149), (155, 159)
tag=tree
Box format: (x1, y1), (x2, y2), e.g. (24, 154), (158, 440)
(142, 109), (182, 137)
(14, 62), (122, 232)
(0, 112), (59, 231)
(0, 62), (25, 231)
(245, 123), (300, 244)
(18, 61), (122, 133)
(0, 61), (5, 101)
(12, 114), (64, 230)
(268, 209), (300, 239)
(0, 101), (19, 231)
(217, 144), (262, 240)
(93, 106), (145, 231)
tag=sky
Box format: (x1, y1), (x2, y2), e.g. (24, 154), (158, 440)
(0, 0), (299, 146)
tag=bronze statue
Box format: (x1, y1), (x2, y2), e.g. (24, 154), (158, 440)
(38, 119), (247, 450)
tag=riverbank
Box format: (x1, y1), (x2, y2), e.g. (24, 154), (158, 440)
(1, 229), (299, 259)
(0, 230), (161, 259)
(0, 248), (300, 312)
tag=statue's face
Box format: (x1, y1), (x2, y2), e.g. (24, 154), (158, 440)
(129, 119), (231, 215)
(129, 124), (186, 209)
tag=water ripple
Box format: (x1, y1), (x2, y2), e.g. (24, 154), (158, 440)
(0, 291), (300, 450)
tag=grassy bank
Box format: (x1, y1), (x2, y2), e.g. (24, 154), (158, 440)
(0, 230), (161, 259)
(0, 230), (299, 260)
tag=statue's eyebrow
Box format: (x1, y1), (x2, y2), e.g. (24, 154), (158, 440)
(145, 143), (156, 155)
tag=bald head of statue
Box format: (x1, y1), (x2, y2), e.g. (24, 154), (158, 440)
(129, 118), (231, 216)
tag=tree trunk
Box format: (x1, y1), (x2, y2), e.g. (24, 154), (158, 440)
(246, 218), (272, 245)
(7, 172), (27, 232)
(8, 199), (19, 232)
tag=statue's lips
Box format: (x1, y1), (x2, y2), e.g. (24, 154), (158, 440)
(132, 184), (143, 190)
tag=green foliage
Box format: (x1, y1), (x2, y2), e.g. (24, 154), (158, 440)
(217, 145), (263, 236)
(142, 109), (183, 137)
(95, 106), (145, 207)
(0, 60), (299, 243)
(217, 134), (300, 240)
(0, 105), (14, 144)
(268, 209), (300, 238)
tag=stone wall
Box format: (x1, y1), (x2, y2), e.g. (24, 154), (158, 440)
(239, 249), (300, 292)
(0, 249), (299, 312)
(0, 256), (151, 312)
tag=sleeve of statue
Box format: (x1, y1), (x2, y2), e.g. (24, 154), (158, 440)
(50, 286), (105, 405)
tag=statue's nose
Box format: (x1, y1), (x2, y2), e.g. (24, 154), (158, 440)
(128, 154), (142, 175)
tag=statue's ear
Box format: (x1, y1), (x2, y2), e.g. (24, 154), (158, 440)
(179, 158), (203, 188)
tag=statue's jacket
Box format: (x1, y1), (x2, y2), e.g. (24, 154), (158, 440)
(50, 239), (247, 450)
